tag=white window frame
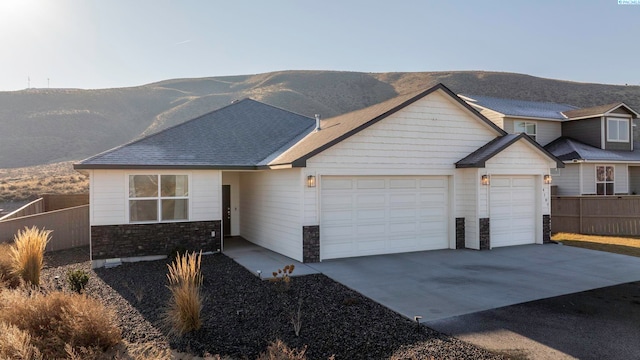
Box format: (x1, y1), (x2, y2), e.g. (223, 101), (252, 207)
(606, 117), (630, 142)
(514, 121), (537, 141)
(127, 173), (191, 223)
(595, 165), (615, 196)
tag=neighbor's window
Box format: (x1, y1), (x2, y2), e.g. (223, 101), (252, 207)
(514, 121), (537, 141)
(607, 118), (629, 142)
(596, 166), (614, 195)
(129, 175), (189, 222)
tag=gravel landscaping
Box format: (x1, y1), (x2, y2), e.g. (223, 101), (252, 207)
(41, 247), (506, 360)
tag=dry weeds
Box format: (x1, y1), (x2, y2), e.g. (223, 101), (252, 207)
(165, 251), (204, 335)
(9, 226), (51, 286)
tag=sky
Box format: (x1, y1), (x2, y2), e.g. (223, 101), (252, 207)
(0, 0), (639, 91)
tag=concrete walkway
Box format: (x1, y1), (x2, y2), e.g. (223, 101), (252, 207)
(222, 237), (320, 277)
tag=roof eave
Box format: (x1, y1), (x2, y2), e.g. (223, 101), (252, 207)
(73, 163), (259, 170)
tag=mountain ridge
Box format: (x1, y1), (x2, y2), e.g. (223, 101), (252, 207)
(1, 70), (638, 169)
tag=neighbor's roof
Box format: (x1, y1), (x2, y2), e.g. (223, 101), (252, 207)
(269, 84), (506, 167)
(461, 94), (579, 120)
(562, 102), (639, 120)
(456, 133), (564, 168)
(545, 137), (640, 162)
(74, 99), (315, 169)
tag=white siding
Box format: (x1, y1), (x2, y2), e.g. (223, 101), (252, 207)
(455, 168), (478, 249)
(551, 165), (581, 195)
(582, 164), (596, 194)
(239, 169), (303, 261)
(307, 90), (499, 174)
(616, 164), (629, 194)
(91, 169), (126, 225)
(192, 170), (221, 221)
(479, 109), (504, 129)
(90, 169), (220, 226)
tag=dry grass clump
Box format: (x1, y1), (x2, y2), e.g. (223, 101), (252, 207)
(165, 251), (204, 335)
(9, 226), (51, 286)
(0, 242), (22, 288)
(255, 339), (308, 360)
(0, 289), (122, 359)
(0, 321), (43, 359)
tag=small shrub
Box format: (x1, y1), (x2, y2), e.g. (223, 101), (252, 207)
(290, 299), (302, 337)
(0, 289), (121, 358)
(67, 269), (89, 293)
(256, 339), (307, 360)
(271, 264), (295, 291)
(10, 226), (51, 286)
(164, 251), (203, 335)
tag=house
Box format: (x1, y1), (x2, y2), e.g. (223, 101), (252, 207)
(74, 84), (562, 268)
(461, 95), (640, 196)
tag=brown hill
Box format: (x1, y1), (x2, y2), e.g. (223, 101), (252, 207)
(1, 70), (638, 169)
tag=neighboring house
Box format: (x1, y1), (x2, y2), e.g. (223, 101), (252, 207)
(461, 95), (640, 196)
(74, 84), (562, 268)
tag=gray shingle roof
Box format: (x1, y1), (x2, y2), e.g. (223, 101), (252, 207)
(545, 137), (640, 162)
(463, 95), (578, 120)
(75, 99), (315, 169)
(456, 133), (564, 168)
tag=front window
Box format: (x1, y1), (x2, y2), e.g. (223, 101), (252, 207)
(129, 174), (189, 222)
(514, 121), (537, 141)
(607, 118), (629, 142)
(596, 166), (614, 195)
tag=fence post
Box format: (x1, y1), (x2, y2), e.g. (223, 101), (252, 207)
(579, 197), (583, 234)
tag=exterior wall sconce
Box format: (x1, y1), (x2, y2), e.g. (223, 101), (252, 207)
(544, 174), (552, 184)
(481, 174), (490, 186)
(307, 175), (316, 188)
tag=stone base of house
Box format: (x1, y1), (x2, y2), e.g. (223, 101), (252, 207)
(455, 217), (465, 249)
(90, 220), (221, 263)
(303, 225), (320, 263)
(479, 218), (490, 250)
(543, 214), (551, 243)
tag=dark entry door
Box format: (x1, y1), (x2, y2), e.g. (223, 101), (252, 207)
(222, 185), (231, 237)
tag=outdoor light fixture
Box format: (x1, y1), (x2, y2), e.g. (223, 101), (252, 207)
(544, 174), (552, 184)
(307, 175), (316, 188)
(256, 270), (262, 279)
(481, 174), (490, 186)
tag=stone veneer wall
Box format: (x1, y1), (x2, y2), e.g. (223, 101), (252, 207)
(455, 218), (465, 249)
(543, 215), (551, 243)
(479, 218), (490, 250)
(302, 225), (320, 263)
(91, 220), (221, 260)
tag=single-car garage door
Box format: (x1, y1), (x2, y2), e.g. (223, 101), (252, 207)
(490, 175), (536, 247)
(320, 176), (449, 260)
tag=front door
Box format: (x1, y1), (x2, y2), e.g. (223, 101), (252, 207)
(222, 185), (231, 237)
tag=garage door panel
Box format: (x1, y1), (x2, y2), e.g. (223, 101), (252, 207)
(490, 176), (536, 248)
(356, 178), (386, 189)
(356, 194), (385, 206)
(321, 176), (449, 260)
(389, 178), (417, 189)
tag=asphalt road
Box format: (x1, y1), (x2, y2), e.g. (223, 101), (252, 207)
(427, 281), (640, 360)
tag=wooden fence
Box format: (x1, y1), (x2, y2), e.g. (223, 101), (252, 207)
(0, 198), (44, 221)
(42, 193), (89, 212)
(551, 196), (640, 236)
(0, 205), (89, 251)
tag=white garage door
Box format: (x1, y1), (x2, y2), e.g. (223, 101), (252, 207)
(490, 176), (536, 247)
(320, 176), (449, 260)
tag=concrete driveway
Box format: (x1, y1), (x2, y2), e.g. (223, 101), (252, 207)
(307, 244), (640, 322)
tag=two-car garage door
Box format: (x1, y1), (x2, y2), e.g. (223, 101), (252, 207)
(320, 176), (449, 260)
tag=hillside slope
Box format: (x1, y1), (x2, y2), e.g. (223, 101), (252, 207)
(1, 70), (638, 168)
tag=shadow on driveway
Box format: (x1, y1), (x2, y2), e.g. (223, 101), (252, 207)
(427, 281), (640, 359)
